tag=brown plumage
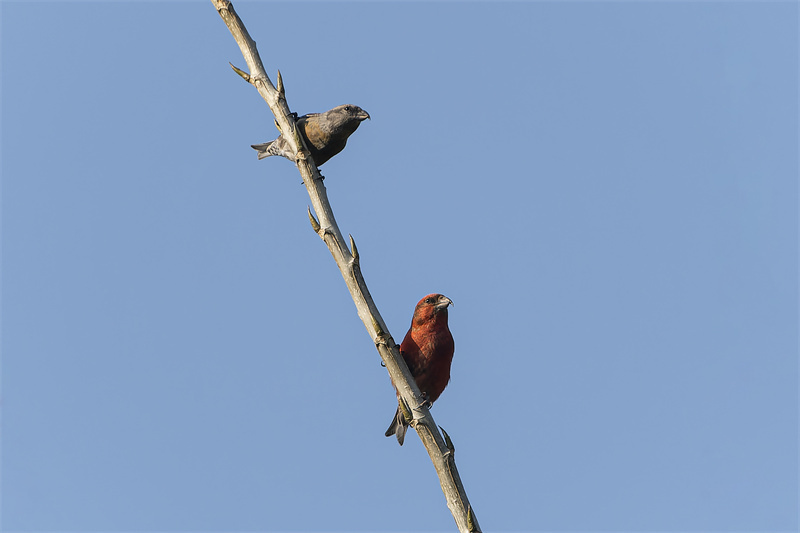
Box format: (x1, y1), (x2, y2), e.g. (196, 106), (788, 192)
(251, 104), (370, 166)
(385, 294), (455, 445)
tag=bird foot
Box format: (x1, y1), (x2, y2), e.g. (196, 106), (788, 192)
(419, 392), (432, 409)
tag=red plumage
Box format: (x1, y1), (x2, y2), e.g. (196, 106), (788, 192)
(385, 293), (455, 445)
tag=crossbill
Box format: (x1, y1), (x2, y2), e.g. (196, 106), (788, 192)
(385, 294), (455, 446)
(251, 104), (370, 166)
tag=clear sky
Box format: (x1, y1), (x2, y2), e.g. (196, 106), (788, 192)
(1, 2), (797, 532)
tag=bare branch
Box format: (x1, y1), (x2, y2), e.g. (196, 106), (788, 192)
(211, 1), (481, 531)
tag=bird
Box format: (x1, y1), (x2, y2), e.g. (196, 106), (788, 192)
(251, 104), (370, 166)
(385, 293), (455, 445)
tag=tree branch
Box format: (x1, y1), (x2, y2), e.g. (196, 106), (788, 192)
(210, 2), (480, 531)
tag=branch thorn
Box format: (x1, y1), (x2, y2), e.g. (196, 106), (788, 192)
(276, 69), (285, 98)
(349, 234), (359, 263)
(307, 207), (321, 233)
(468, 504), (481, 533)
(229, 62), (250, 82)
(440, 425), (455, 455)
(399, 397), (413, 426)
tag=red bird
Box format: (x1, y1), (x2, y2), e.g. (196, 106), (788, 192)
(385, 293), (455, 445)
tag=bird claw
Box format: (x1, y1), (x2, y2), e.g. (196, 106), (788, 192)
(419, 392), (432, 409)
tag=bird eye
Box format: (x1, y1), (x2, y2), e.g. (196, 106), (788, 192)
(425, 297), (434, 304)
(344, 106), (351, 112)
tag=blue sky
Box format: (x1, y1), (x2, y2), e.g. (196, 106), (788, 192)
(1, 2), (797, 532)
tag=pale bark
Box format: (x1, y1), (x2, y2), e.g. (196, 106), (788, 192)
(210, 2), (480, 531)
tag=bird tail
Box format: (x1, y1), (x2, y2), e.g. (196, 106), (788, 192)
(251, 141), (275, 160)
(385, 405), (409, 446)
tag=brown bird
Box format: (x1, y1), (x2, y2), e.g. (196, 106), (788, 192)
(386, 294), (455, 445)
(251, 104), (370, 166)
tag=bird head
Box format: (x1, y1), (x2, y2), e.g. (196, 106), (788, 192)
(412, 294), (453, 325)
(322, 104), (370, 136)
(339, 104), (370, 121)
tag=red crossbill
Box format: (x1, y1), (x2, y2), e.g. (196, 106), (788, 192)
(385, 294), (455, 446)
(251, 104), (370, 166)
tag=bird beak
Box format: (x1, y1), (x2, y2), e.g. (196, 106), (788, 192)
(435, 296), (453, 311)
(358, 110), (371, 121)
